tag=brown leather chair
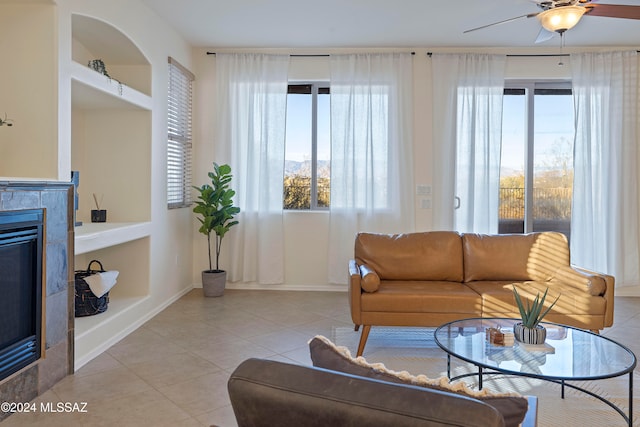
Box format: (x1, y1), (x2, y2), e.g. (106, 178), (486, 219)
(228, 358), (538, 427)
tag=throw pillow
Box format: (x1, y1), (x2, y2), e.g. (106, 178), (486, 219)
(359, 264), (380, 292)
(309, 335), (528, 427)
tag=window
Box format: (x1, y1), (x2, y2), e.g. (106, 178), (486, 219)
(500, 82), (574, 239)
(283, 83), (330, 210)
(167, 57), (194, 209)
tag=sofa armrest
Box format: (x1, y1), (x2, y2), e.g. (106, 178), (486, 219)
(551, 265), (614, 328)
(552, 265), (607, 296)
(348, 259), (363, 325)
(349, 258), (361, 279)
(573, 266), (615, 328)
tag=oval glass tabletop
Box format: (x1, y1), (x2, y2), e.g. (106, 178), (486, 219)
(434, 318), (637, 381)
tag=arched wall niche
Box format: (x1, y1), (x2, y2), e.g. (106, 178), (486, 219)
(72, 13), (151, 96)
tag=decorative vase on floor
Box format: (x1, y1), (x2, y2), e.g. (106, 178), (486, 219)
(514, 322), (547, 345)
(202, 270), (226, 297)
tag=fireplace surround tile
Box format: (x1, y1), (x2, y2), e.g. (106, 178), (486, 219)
(45, 290), (69, 348)
(0, 182), (74, 422)
(42, 190), (68, 242)
(0, 190), (40, 210)
(46, 241), (68, 295)
(0, 365), (38, 408)
(37, 339), (69, 394)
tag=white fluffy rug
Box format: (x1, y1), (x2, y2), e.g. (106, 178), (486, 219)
(332, 326), (638, 427)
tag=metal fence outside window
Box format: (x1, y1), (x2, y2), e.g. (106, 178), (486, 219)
(499, 187), (572, 220)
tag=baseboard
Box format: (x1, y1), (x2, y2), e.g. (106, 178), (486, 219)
(192, 282), (347, 292)
(614, 285), (640, 297)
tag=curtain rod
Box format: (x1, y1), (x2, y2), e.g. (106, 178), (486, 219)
(426, 51), (640, 57)
(206, 51), (637, 57)
(426, 52), (570, 57)
(206, 51), (415, 56)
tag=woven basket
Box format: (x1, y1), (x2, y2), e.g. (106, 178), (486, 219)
(74, 259), (109, 317)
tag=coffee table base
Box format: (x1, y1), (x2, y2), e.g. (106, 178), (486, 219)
(446, 354), (634, 427)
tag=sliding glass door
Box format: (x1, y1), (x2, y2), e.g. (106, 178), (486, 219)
(499, 82), (574, 240)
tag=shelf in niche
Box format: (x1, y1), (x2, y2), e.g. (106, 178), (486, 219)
(71, 61), (152, 110)
(75, 221), (151, 254)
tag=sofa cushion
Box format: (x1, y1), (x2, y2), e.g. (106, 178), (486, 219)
(465, 280), (607, 317)
(309, 335), (528, 427)
(462, 232), (570, 283)
(362, 281), (481, 314)
(359, 264), (380, 292)
(355, 231), (464, 281)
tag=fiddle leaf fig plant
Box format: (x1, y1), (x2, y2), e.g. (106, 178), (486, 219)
(193, 162), (240, 272)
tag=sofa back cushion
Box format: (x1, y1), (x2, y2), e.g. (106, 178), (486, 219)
(462, 232), (570, 282)
(355, 231), (463, 281)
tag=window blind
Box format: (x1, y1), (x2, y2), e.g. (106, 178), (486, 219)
(167, 57), (195, 209)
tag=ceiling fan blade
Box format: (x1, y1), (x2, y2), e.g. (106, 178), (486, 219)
(586, 4), (640, 20)
(534, 27), (556, 43)
(464, 13), (539, 34)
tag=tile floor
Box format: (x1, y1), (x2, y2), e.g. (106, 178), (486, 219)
(1, 289), (639, 427)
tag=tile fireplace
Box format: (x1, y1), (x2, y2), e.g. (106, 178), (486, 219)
(0, 182), (74, 422)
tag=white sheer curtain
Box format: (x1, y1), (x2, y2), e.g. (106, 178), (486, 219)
(431, 54), (506, 233)
(328, 53), (415, 284)
(570, 51), (639, 288)
(215, 53), (289, 284)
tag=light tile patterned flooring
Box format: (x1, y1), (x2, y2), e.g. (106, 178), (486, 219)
(2, 289), (639, 426)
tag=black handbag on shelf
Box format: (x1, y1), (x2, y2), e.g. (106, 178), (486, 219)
(74, 259), (109, 317)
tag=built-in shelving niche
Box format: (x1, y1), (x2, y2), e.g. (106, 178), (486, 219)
(71, 14), (152, 370)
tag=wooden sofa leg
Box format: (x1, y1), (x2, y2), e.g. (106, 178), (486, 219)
(356, 325), (371, 357)
(354, 325), (360, 332)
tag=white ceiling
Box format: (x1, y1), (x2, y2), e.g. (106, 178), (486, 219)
(141, 0), (640, 49)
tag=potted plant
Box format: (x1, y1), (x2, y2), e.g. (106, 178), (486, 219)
(512, 286), (560, 345)
(193, 162), (240, 297)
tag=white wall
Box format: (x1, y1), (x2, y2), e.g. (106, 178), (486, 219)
(0, 3), (58, 179)
(193, 47), (640, 295)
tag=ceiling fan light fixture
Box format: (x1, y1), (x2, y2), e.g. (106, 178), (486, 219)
(538, 5), (587, 33)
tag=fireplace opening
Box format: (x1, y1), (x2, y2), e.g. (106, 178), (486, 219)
(0, 209), (44, 381)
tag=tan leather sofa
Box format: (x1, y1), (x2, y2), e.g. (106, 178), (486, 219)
(349, 231), (614, 356)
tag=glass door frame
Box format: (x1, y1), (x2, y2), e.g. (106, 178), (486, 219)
(502, 80), (573, 234)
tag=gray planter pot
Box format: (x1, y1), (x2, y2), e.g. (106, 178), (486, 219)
(202, 270), (226, 297)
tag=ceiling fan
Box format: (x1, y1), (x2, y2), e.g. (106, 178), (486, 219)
(465, 0), (640, 43)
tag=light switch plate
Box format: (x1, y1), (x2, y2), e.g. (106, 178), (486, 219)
(416, 185), (431, 196)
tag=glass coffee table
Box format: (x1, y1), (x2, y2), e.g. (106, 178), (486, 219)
(434, 318), (637, 426)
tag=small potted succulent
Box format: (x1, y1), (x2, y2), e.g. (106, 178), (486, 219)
(512, 286), (560, 345)
(193, 162), (240, 297)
